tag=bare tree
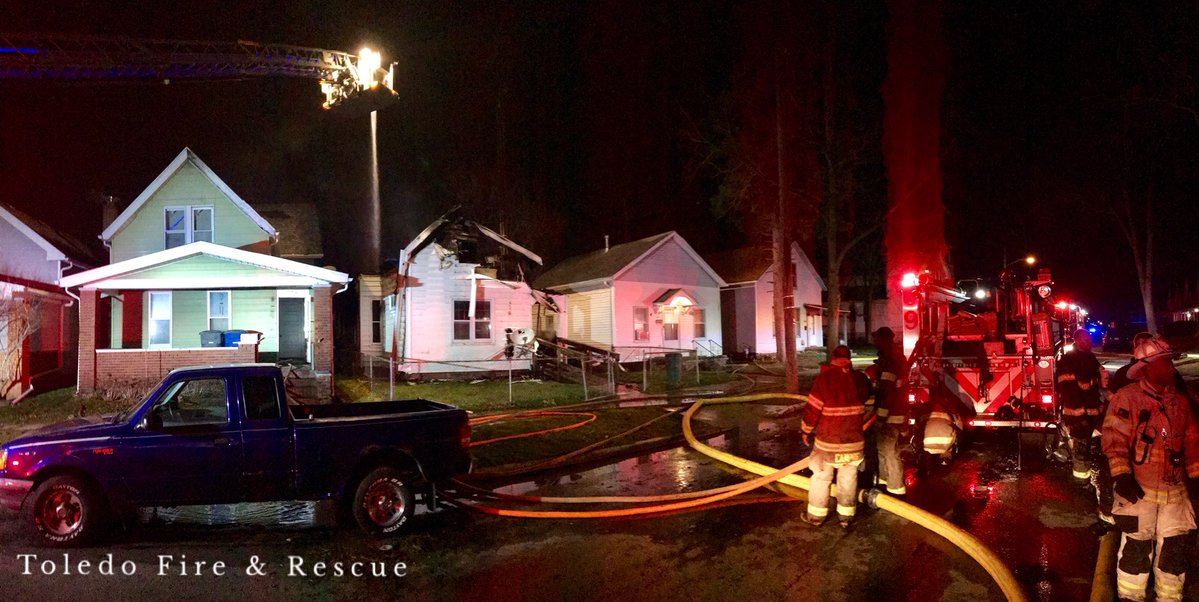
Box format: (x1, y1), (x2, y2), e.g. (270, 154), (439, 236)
(0, 294), (39, 400)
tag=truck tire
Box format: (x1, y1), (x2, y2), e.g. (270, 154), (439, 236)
(24, 476), (106, 547)
(351, 467), (414, 537)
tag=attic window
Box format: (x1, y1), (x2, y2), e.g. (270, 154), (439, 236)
(165, 206), (214, 249)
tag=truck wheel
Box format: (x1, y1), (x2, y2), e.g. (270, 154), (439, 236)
(351, 467), (414, 537)
(24, 476), (105, 547)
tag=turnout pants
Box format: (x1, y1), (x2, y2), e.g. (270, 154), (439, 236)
(877, 423), (906, 495)
(1112, 492), (1196, 602)
(1063, 414), (1099, 480)
(923, 412), (956, 458)
(808, 449), (862, 522)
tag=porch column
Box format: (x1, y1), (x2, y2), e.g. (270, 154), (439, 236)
(78, 289), (97, 394)
(313, 286), (333, 374)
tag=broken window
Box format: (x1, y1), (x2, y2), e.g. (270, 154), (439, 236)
(453, 300), (491, 341)
(164, 206), (214, 249)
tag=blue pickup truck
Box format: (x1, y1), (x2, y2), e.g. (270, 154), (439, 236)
(0, 364), (471, 546)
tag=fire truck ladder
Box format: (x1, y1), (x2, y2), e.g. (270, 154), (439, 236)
(0, 33), (393, 107)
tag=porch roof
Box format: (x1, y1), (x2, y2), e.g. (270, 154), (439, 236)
(60, 241), (350, 290)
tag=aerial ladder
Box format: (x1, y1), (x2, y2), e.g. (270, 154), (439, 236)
(0, 33), (394, 107)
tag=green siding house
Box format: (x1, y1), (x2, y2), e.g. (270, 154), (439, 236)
(60, 148), (349, 398)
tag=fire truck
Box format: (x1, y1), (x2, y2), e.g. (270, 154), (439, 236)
(899, 268), (1067, 430)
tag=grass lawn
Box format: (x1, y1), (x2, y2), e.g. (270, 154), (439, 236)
(617, 368), (742, 394)
(336, 376), (589, 412)
(0, 387), (125, 445)
(469, 406), (686, 469)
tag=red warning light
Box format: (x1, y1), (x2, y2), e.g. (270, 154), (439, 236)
(900, 272), (920, 288)
(1054, 301), (1069, 310)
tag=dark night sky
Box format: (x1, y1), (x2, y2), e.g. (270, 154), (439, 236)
(3, 2), (1198, 326)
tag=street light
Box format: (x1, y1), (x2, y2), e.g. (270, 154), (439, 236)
(1003, 255), (1036, 270)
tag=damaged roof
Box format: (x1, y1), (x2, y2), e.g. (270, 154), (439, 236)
(533, 232), (674, 291)
(255, 203), (323, 259)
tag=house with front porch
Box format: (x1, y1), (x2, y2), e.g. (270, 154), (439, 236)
(60, 148), (349, 399)
(361, 212), (544, 378)
(533, 231), (726, 361)
(704, 242), (826, 358)
(0, 203), (96, 401)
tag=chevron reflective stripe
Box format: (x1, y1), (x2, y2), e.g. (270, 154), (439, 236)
(880, 372), (897, 382)
(807, 504), (829, 518)
(1072, 469), (1091, 479)
(928, 412), (951, 421)
(1116, 578), (1147, 599)
(801, 421), (815, 434)
(822, 405), (865, 416)
(924, 436), (954, 447)
(836, 504), (857, 517)
(807, 395), (825, 410)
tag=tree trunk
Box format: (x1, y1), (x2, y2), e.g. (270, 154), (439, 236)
(772, 18), (799, 393)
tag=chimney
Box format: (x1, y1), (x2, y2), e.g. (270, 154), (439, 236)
(604, 235), (609, 253)
(101, 194), (120, 230)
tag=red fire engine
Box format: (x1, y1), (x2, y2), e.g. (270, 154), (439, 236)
(899, 268), (1067, 429)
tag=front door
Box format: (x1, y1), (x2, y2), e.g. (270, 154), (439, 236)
(278, 297), (307, 362)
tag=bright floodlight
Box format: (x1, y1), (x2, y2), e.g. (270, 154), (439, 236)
(901, 272), (920, 288)
(973, 289), (987, 300)
(1025, 255), (1036, 265)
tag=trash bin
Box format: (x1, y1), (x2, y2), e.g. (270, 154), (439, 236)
(222, 330), (247, 347)
(200, 330), (223, 347)
(665, 352), (682, 389)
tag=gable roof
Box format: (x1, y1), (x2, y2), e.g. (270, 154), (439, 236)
(0, 202), (98, 266)
(100, 148), (277, 243)
(60, 241), (349, 289)
(705, 243), (826, 290)
(533, 231), (726, 291)
(255, 203), (322, 259)
(402, 210), (542, 265)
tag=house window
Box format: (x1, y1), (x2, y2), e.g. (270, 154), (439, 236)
(663, 311), (679, 341)
(208, 291), (230, 331)
(371, 300), (383, 343)
(165, 206), (214, 249)
(453, 300), (491, 341)
(149, 291), (172, 347)
(693, 308), (706, 338)
(633, 307), (650, 341)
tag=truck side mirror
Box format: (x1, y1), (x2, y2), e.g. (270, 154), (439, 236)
(139, 412), (164, 431)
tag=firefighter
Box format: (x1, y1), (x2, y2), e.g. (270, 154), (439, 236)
(1058, 329), (1104, 483)
(801, 345), (868, 528)
(871, 327), (910, 496)
(1108, 332), (1154, 394)
(921, 387), (960, 465)
(1103, 337), (1199, 602)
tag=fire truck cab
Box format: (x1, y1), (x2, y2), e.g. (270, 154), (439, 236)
(900, 268), (1065, 429)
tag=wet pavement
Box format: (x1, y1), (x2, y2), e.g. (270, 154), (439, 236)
(3, 399), (1195, 601)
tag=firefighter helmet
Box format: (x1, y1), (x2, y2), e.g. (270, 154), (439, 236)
(1127, 336), (1180, 380)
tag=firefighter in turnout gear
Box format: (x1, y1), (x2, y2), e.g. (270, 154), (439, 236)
(1103, 337), (1199, 602)
(871, 327), (910, 496)
(1058, 329), (1104, 482)
(802, 345), (869, 528)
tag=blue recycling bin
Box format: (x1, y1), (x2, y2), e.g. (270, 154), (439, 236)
(222, 330), (247, 347)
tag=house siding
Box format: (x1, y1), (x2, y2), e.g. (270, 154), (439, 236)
(620, 238), (719, 289)
(0, 217), (59, 284)
(612, 279), (721, 354)
(566, 288), (613, 346)
(109, 161), (269, 263)
(357, 275), (385, 354)
(127, 255), (285, 280)
(232, 289), (280, 353)
(171, 290), (207, 348)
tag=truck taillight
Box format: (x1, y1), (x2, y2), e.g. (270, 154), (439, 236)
(1041, 394), (1054, 405)
(459, 421), (471, 448)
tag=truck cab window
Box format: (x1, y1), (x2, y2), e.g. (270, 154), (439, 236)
(150, 378), (228, 428)
(243, 376), (282, 421)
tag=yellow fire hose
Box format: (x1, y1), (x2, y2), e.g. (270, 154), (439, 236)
(448, 392), (1028, 602)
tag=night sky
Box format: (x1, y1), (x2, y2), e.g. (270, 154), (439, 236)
(4, 2), (1198, 326)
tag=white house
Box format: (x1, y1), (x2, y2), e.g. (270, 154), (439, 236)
(704, 242), (826, 357)
(533, 231), (726, 360)
(364, 214), (544, 377)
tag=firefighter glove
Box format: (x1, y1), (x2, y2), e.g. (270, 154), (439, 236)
(1114, 473), (1144, 502)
